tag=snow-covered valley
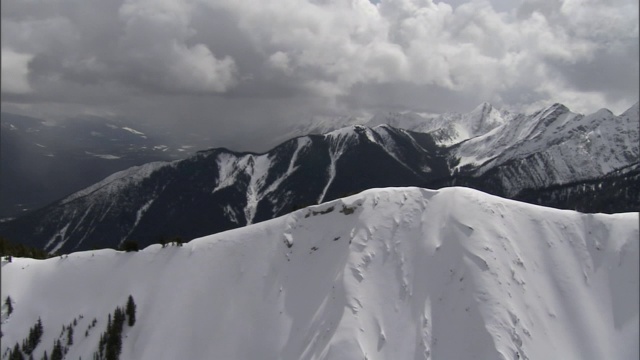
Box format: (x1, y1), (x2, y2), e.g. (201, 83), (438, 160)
(2, 187), (638, 360)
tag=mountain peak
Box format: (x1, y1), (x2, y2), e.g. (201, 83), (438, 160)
(472, 101), (495, 113)
(593, 108), (614, 117)
(462, 101), (510, 136)
(547, 102), (570, 113)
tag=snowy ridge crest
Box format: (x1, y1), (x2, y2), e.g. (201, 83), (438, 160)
(2, 187), (638, 360)
(61, 161), (175, 204)
(456, 102), (640, 192)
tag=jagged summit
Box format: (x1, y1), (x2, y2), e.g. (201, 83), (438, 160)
(544, 102), (570, 112)
(469, 101), (496, 118)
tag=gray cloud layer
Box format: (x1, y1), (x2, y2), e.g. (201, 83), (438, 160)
(2, 0), (638, 151)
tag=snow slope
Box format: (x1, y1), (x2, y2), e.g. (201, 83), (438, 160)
(288, 102), (517, 147)
(289, 102), (638, 186)
(366, 102), (517, 147)
(455, 102), (640, 195)
(2, 187), (638, 360)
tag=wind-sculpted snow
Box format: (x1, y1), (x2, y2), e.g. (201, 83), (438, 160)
(2, 187), (637, 360)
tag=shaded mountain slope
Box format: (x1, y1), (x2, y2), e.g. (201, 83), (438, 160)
(0, 127), (449, 252)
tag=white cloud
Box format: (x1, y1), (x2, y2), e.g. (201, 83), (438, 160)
(117, 0), (238, 93)
(0, 0), (637, 145)
(268, 51), (293, 75)
(196, 0), (636, 113)
(1, 49), (33, 94)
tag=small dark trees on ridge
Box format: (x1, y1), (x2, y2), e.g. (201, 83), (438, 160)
(125, 295), (136, 327)
(119, 240), (139, 252)
(5, 296), (13, 315)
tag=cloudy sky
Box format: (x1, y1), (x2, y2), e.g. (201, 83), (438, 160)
(2, 0), (638, 151)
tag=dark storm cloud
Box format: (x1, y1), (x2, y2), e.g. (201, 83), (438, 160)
(1, 0), (638, 151)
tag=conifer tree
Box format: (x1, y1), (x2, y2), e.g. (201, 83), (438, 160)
(120, 240), (139, 252)
(125, 295), (136, 326)
(106, 307), (125, 360)
(50, 340), (63, 360)
(98, 333), (106, 359)
(5, 296), (13, 315)
(22, 318), (44, 355)
(42, 351), (48, 360)
(10, 343), (24, 360)
(36, 318), (43, 335)
(96, 306), (127, 360)
(67, 325), (74, 346)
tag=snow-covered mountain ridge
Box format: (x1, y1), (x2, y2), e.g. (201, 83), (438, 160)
(2, 187), (638, 360)
(292, 101), (639, 196)
(288, 102), (518, 147)
(0, 102), (637, 253)
(300, 101), (640, 202)
(0, 125), (451, 253)
(452, 103), (639, 194)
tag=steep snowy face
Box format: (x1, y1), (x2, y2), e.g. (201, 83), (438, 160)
(211, 137), (312, 224)
(286, 103), (517, 148)
(454, 102), (640, 195)
(361, 103), (517, 147)
(453, 103), (575, 169)
(424, 102), (516, 146)
(211, 152), (274, 224)
(2, 187), (638, 360)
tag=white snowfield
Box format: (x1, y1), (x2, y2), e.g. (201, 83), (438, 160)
(1, 187), (638, 360)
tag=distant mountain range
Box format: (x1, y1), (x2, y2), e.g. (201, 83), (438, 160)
(0, 102), (637, 253)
